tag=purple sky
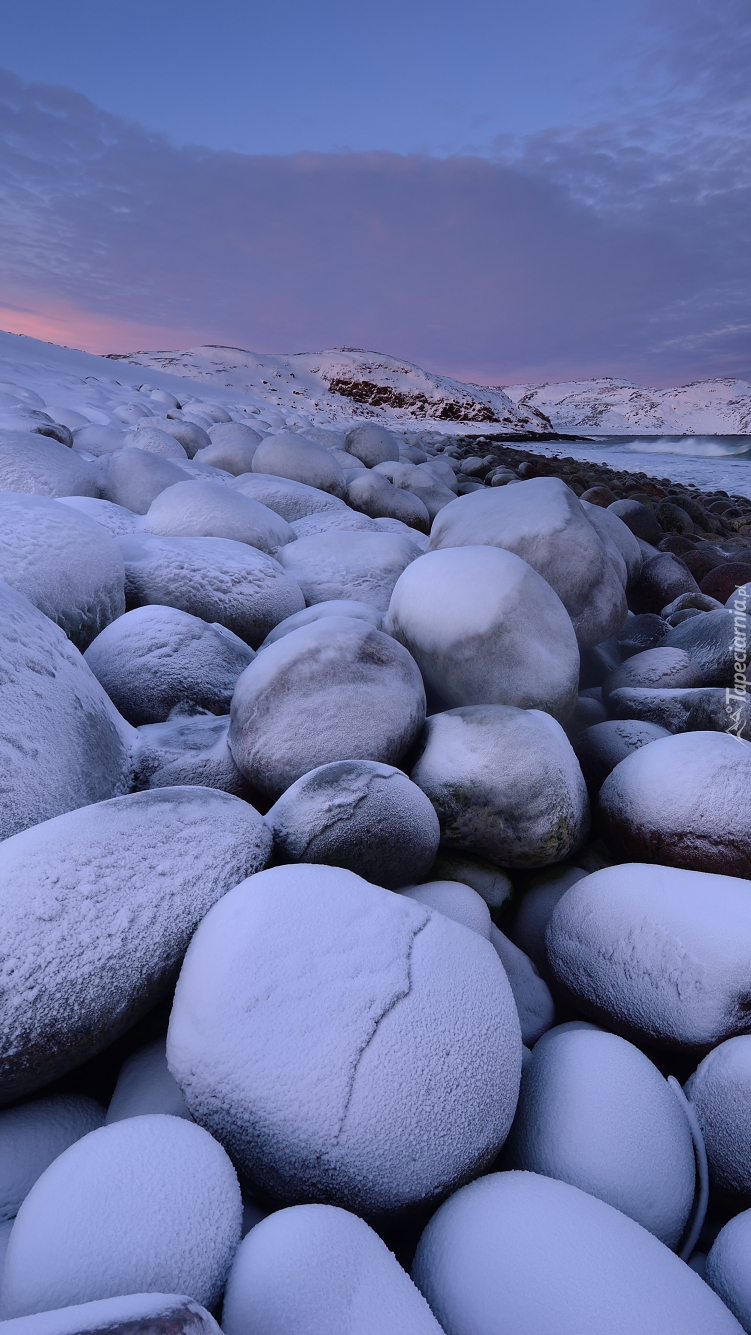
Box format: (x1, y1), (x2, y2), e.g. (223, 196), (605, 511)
(0, 0), (749, 386)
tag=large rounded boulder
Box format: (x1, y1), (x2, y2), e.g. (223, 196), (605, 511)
(344, 423), (401, 467)
(232, 473), (348, 521)
(167, 865), (522, 1218)
(410, 705), (589, 868)
(664, 608), (751, 687)
(229, 617), (426, 800)
(251, 433), (346, 497)
(0, 1095), (105, 1222)
(0, 787), (271, 1102)
(142, 479), (295, 553)
(428, 477), (627, 647)
(97, 448), (190, 514)
(276, 529), (422, 610)
(686, 1036), (751, 1201)
(0, 431), (98, 497)
(387, 545), (579, 720)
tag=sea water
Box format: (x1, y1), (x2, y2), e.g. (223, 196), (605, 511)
(531, 435), (751, 499)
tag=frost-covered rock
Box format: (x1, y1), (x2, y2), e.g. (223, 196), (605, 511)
(508, 866), (588, 975)
(346, 471), (430, 532)
(428, 478), (627, 648)
(167, 865), (521, 1217)
(142, 480), (294, 553)
(0, 788), (271, 1102)
(344, 423), (401, 467)
(601, 647), (703, 702)
(664, 609), (751, 687)
(194, 433), (261, 475)
(607, 685), (751, 735)
(232, 473), (348, 521)
(290, 509), (385, 538)
(130, 424), (188, 460)
(0, 493), (125, 649)
(609, 498), (665, 545)
(84, 606), (254, 725)
(428, 852), (514, 911)
(251, 433), (346, 497)
(582, 501), (642, 587)
(72, 424), (127, 456)
(502, 1023), (695, 1245)
(265, 761), (439, 889)
(107, 1040), (191, 1125)
(598, 732), (751, 876)
(411, 705), (589, 869)
(222, 1204), (442, 1335)
(56, 495), (141, 536)
(412, 1171), (741, 1335)
(489, 926), (557, 1046)
(116, 533), (304, 648)
(707, 1211), (751, 1332)
(399, 880), (491, 939)
(229, 618), (425, 800)
(0, 1294), (222, 1335)
(546, 863), (751, 1051)
(158, 417), (212, 456)
(630, 553), (700, 615)
(0, 431), (98, 497)
(387, 546), (579, 720)
(575, 718), (671, 793)
(258, 599), (382, 647)
(686, 1037), (751, 1200)
(276, 530), (422, 611)
(132, 715), (255, 799)
(0, 1096), (104, 1221)
(97, 449), (190, 514)
(0, 1115), (242, 1317)
(0, 581), (132, 842)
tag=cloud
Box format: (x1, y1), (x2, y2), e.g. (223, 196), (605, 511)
(0, 9), (749, 389)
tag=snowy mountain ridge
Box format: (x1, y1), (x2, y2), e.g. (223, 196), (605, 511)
(503, 376), (751, 435)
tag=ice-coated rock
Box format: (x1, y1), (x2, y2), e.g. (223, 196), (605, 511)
(502, 1023), (695, 1245)
(0, 581), (132, 842)
(387, 546), (579, 720)
(601, 646), (703, 701)
(0, 1294), (222, 1335)
(346, 471), (430, 532)
(345, 423), (401, 467)
(0, 493), (125, 649)
(97, 449), (190, 514)
(686, 1037), (751, 1200)
(116, 533), (304, 648)
(265, 761), (439, 889)
(400, 880), (491, 939)
(707, 1211), (751, 1332)
(0, 1115), (242, 1317)
(428, 477), (627, 648)
(608, 684), (751, 735)
(575, 718), (671, 793)
(158, 418), (212, 456)
(232, 472), (348, 520)
(508, 866), (588, 975)
(142, 480), (294, 553)
(412, 1171), (742, 1335)
(55, 495), (141, 536)
(598, 731), (751, 876)
(132, 715), (255, 799)
(276, 530), (422, 611)
(107, 1039), (191, 1125)
(222, 1204), (443, 1335)
(258, 599), (382, 647)
(0, 1096), (105, 1221)
(229, 617), (426, 800)
(664, 608), (751, 687)
(0, 787), (271, 1102)
(411, 705), (589, 869)
(84, 606), (254, 725)
(489, 926), (556, 1045)
(0, 431), (98, 497)
(546, 862), (751, 1051)
(167, 865), (521, 1217)
(251, 432), (346, 497)
(130, 424), (188, 460)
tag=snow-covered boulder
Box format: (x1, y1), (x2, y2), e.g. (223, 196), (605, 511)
(72, 424), (127, 456)
(0, 1294), (221, 1335)
(428, 477), (628, 648)
(276, 530), (422, 611)
(0, 787), (271, 1103)
(582, 500), (642, 586)
(686, 1037), (751, 1200)
(222, 1204), (442, 1335)
(265, 760), (439, 889)
(344, 423), (401, 467)
(502, 1023), (695, 1246)
(411, 705), (589, 868)
(132, 715), (254, 798)
(664, 609), (751, 687)
(400, 880), (491, 939)
(0, 1096), (104, 1221)
(601, 647), (703, 701)
(290, 509), (385, 538)
(546, 863), (751, 1051)
(97, 448), (190, 514)
(107, 1040), (191, 1125)
(574, 718), (671, 794)
(0, 431), (98, 497)
(598, 732), (751, 876)
(412, 1171), (742, 1334)
(387, 546), (579, 720)
(116, 533), (304, 648)
(258, 598), (382, 647)
(508, 866), (588, 976)
(0, 493), (125, 649)
(167, 865), (521, 1217)
(194, 432), (260, 475)
(159, 418), (212, 456)
(130, 423), (188, 460)
(229, 618), (426, 800)
(251, 433), (346, 497)
(0, 1115), (242, 1317)
(84, 606), (254, 725)
(142, 480), (294, 553)
(56, 495), (141, 536)
(346, 471), (430, 531)
(488, 927), (557, 1046)
(707, 1211), (751, 1332)
(232, 472), (348, 521)
(0, 581), (132, 842)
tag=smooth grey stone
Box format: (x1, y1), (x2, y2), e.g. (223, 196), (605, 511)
(608, 499), (664, 545)
(575, 718), (671, 793)
(602, 647), (703, 702)
(664, 609), (751, 687)
(607, 685), (751, 736)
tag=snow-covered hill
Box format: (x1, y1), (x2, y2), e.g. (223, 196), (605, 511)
(503, 377), (751, 435)
(107, 346), (552, 432)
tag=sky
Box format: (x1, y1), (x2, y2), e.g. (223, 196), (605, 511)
(0, 0), (749, 386)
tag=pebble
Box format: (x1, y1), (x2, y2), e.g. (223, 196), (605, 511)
(132, 714), (255, 798)
(607, 685), (751, 735)
(258, 598), (382, 646)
